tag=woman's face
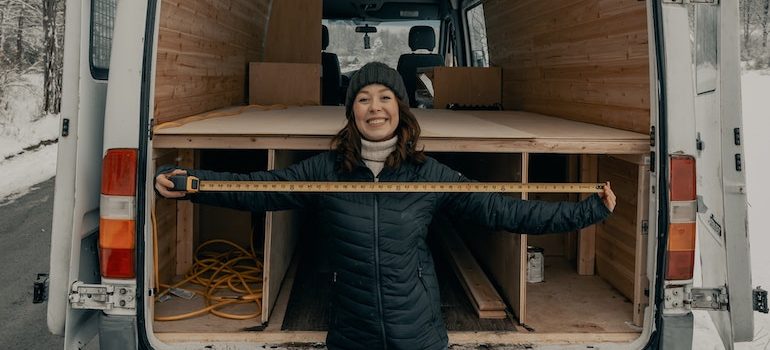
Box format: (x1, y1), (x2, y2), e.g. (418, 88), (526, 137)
(352, 84), (399, 142)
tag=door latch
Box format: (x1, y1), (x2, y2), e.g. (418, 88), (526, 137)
(32, 273), (49, 304)
(754, 287), (768, 313)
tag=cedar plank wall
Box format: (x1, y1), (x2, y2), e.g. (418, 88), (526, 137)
(596, 155), (640, 301)
(484, 0), (650, 134)
(154, 0), (270, 124)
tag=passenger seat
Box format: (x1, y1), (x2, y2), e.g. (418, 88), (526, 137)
(321, 25), (342, 106)
(396, 26), (444, 107)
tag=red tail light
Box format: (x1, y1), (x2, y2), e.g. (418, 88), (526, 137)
(666, 155), (696, 280)
(99, 149), (137, 279)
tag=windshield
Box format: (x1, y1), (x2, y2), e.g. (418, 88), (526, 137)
(323, 19), (441, 74)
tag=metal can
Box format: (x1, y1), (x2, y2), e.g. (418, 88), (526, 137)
(527, 246), (545, 283)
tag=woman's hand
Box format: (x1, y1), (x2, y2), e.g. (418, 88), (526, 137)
(155, 169), (188, 199)
(599, 181), (616, 212)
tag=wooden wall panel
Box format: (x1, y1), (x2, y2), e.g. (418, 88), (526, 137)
(484, 0), (650, 134)
(155, 0), (270, 124)
(596, 155), (639, 301)
(263, 0), (322, 63)
(262, 150), (305, 323)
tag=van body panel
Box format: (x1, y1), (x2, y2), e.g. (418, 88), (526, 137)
(48, 0), (108, 341)
(659, 2), (753, 348)
(101, 0), (147, 151)
(711, 0), (753, 344)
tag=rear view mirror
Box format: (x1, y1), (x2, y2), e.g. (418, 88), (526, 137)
(355, 24), (377, 33)
(355, 25), (377, 50)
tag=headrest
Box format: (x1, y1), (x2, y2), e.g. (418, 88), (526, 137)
(322, 25), (329, 50)
(408, 26), (436, 51)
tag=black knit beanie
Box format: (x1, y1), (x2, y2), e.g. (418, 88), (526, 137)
(345, 62), (409, 117)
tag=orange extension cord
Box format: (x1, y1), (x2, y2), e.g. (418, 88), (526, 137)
(151, 205), (264, 321)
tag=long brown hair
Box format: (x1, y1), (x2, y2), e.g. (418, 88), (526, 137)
(332, 97), (426, 173)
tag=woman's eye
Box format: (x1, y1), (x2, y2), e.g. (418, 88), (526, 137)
(358, 98), (369, 103)
(382, 96), (391, 100)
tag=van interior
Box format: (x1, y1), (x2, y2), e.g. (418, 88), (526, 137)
(149, 0), (652, 346)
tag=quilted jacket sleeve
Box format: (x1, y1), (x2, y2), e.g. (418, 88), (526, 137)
(429, 158), (611, 235)
(157, 152), (332, 212)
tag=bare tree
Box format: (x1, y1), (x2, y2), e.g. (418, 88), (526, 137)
(762, 0), (770, 49)
(42, 0), (63, 113)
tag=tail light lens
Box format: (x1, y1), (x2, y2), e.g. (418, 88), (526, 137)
(666, 155), (697, 280)
(99, 149), (137, 279)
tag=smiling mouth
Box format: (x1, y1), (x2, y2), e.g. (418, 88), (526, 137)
(367, 118), (388, 126)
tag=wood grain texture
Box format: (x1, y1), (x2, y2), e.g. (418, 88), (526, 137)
(262, 0), (321, 64)
(155, 0), (270, 124)
(434, 218), (507, 318)
(484, 0), (650, 134)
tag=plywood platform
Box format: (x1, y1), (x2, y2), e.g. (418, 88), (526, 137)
(152, 105), (648, 154)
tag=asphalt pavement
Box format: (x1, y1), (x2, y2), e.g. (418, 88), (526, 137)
(0, 177), (64, 348)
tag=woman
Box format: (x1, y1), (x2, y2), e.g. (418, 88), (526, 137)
(156, 62), (616, 350)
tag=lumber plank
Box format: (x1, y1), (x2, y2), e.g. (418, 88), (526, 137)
(434, 218), (507, 319)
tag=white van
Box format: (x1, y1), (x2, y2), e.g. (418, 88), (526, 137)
(45, 0), (767, 349)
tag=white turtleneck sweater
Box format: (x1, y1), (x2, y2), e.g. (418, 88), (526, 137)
(361, 136), (397, 178)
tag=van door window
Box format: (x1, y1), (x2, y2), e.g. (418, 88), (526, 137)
(465, 3), (489, 67)
(90, 0), (117, 80)
(691, 5), (718, 95)
(444, 21), (457, 67)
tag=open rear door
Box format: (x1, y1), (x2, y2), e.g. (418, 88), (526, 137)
(658, 1), (753, 348)
(47, 0), (115, 347)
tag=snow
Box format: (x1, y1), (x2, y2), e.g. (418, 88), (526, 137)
(1, 70), (769, 347)
(0, 73), (59, 205)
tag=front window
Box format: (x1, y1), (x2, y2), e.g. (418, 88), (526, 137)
(323, 20), (441, 73)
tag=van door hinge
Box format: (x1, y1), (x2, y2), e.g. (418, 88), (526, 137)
(754, 287), (769, 313)
(685, 286), (728, 311)
(68, 281), (136, 311)
(32, 273), (49, 303)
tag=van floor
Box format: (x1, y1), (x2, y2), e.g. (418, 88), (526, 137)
(153, 242), (638, 334)
(280, 243), (518, 331)
(525, 258), (639, 333)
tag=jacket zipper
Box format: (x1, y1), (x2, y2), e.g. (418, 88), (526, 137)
(418, 260), (439, 325)
(373, 177), (387, 348)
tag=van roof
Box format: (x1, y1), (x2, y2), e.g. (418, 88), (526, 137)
(323, 0), (443, 21)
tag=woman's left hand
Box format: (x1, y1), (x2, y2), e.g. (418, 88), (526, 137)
(599, 181), (616, 212)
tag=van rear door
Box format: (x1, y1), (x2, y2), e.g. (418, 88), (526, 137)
(658, 2), (753, 348)
(47, 0), (115, 347)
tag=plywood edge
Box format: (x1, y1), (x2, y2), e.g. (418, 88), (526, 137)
(264, 249), (300, 331)
(155, 331), (641, 345)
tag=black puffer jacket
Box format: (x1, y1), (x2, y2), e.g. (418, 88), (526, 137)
(181, 152), (611, 350)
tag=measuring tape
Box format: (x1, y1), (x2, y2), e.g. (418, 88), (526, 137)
(170, 176), (604, 194)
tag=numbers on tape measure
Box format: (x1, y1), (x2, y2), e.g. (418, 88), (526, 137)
(198, 181), (604, 193)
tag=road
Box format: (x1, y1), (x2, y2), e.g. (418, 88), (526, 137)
(0, 177), (64, 348)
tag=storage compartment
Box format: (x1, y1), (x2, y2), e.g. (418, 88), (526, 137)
(150, 150), (648, 343)
(148, 0), (652, 346)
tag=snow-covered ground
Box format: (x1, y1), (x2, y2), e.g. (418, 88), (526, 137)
(0, 71), (769, 348)
(0, 73), (59, 205)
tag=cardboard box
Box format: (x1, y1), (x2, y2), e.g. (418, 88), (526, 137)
(428, 67), (502, 109)
(249, 62), (321, 106)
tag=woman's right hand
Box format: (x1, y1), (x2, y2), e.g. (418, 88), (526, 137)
(155, 169), (188, 199)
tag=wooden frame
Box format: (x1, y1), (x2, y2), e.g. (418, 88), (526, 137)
(155, 106), (649, 329)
